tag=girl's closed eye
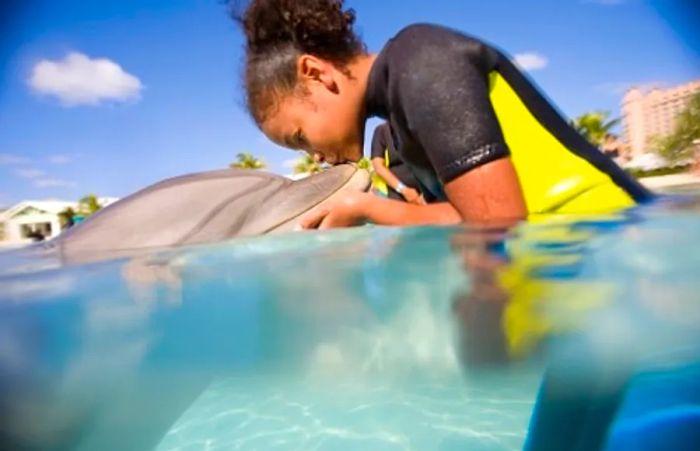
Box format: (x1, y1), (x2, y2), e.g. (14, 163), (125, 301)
(295, 130), (308, 149)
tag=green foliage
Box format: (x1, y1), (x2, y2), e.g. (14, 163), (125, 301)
(230, 152), (266, 170)
(571, 111), (620, 147)
(58, 207), (76, 227)
(57, 196), (102, 228)
(79, 195), (102, 215)
(292, 154), (323, 175)
(356, 157), (372, 171)
(626, 164), (693, 179)
(292, 154), (374, 175)
(655, 92), (700, 164)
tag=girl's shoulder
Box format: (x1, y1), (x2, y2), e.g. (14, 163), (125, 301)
(390, 23), (484, 49)
(379, 23), (496, 79)
(383, 23), (494, 67)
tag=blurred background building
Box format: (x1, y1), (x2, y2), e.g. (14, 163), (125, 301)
(622, 80), (700, 156)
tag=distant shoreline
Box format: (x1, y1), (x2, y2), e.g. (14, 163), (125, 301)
(639, 172), (700, 190)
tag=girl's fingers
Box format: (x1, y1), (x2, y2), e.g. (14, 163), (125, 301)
(317, 214), (333, 230)
(300, 208), (330, 229)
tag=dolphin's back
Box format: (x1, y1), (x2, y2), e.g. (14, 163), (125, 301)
(51, 165), (369, 262)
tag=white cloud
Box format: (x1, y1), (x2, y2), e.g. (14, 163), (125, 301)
(513, 52), (549, 71)
(48, 154), (74, 164)
(15, 168), (45, 179)
(0, 153), (30, 165)
(34, 178), (77, 188)
(28, 52), (143, 106)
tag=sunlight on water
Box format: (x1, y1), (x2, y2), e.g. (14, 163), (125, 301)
(1, 196), (700, 450)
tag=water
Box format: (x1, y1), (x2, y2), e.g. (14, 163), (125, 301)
(1, 195), (700, 450)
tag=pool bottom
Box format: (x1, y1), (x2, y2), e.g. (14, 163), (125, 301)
(156, 370), (539, 451)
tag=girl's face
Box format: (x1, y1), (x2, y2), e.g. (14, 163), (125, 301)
(261, 55), (366, 165)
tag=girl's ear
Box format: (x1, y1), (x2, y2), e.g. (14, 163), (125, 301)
(297, 54), (339, 94)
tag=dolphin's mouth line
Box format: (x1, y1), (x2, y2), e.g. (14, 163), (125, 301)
(259, 167), (370, 235)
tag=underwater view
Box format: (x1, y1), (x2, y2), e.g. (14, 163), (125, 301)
(2, 190), (700, 450)
(2, 1), (699, 449)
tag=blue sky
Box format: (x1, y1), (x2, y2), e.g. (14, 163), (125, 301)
(0, 0), (698, 207)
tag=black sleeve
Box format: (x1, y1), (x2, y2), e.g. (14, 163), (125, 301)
(394, 26), (510, 183)
(370, 124), (388, 159)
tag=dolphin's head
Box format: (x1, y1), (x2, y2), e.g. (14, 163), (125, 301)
(49, 165), (371, 263)
(242, 164), (371, 235)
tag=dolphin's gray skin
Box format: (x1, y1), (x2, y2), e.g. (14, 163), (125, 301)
(47, 164), (370, 263)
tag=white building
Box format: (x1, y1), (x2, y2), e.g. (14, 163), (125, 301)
(0, 198), (118, 248)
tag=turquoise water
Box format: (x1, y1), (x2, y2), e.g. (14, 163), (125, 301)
(1, 195), (700, 450)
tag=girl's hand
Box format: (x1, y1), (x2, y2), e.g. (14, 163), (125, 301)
(402, 187), (425, 205)
(300, 191), (371, 230)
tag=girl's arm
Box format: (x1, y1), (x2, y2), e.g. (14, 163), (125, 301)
(371, 157), (402, 191)
(443, 157), (526, 222)
(371, 157), (423, 204)
(300, 191), (460, 229)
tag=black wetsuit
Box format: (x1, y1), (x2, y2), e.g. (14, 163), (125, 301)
(371, 123), (421, 201)
(364, 23), (652, 208)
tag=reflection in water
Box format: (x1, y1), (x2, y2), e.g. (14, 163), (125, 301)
(446, 219), (626, 450)
(449, 219), (616, 366)
(451, 227), (512, 366)
(448, 210), (700, 450)
(1, 199), (700, 450)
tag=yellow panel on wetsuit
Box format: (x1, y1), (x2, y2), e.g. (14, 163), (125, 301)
(488, 72), (635, 215)
(370, 148), (390, 196)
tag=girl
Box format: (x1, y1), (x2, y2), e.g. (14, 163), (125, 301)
(234, 0), (652, 229)
(370, 122), (424, 205)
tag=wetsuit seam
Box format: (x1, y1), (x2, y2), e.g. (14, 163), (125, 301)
(436, 142), (509, 182)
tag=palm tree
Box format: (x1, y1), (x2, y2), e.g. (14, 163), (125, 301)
(58, 207), (76, 229)
(292, 154), (324, 175)
(571, 111), (620, 147)
(292, 155), (374, 177)
(56, 196), (102, 230)
(230, 152), (266, 170)
(78, 195), (102, 215)
(656, 92), (700, 164)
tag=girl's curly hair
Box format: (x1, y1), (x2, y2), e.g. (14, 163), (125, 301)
(231, 0), (366, 125)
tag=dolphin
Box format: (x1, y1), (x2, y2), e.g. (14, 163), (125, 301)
(44, 164), (370, 264)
